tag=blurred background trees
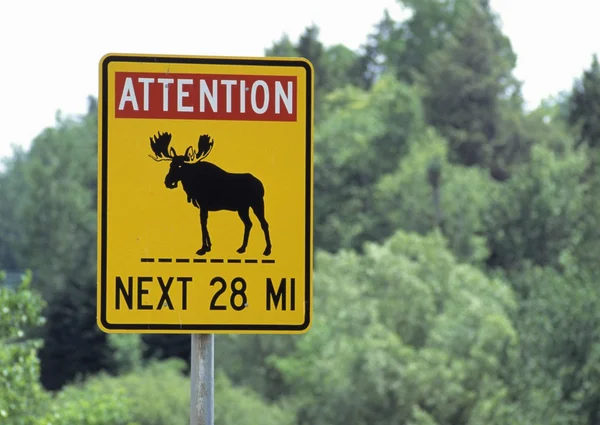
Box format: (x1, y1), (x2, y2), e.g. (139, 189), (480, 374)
(1, 0), (600, 423)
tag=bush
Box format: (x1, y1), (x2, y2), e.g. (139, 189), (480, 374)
(39, 384), (136, 425)
(66, 359), (190, 425)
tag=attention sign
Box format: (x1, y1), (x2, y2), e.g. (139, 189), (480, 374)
(97, 53), (313, 334)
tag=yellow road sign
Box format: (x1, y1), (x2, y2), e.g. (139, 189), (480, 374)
(97, 53), (313, 334)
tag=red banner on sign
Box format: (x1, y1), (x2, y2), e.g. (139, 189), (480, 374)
(114, 72), (298, 122)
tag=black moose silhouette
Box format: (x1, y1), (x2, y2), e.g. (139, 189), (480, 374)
(148, 131), (272, 256)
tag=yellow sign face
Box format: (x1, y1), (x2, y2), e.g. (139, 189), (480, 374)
(97, 53), (313, 334)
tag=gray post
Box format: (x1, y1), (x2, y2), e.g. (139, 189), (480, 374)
(190, 334), (214, 425)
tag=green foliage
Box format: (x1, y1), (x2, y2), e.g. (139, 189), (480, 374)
(0, 149), (29, 270)
(215, 370), (294, 425)
(141, 334), (190, 367)
(0, 272), (48, 425)
(0, 271), (45, 338)
(368, 0), (516, 84)
(11, 111), (97, 299)
(215, 333), (296, 401)
(567, 155), (600, 271)
(420, 2), (517, 168)
(273, 230), (518, 425)
(0, 272), (137, 425)
(483, 144), (590, 272)
(39, 384), (136, 425)
(266, 24), (371, 121)
(493, 94), (574, 175)
(375, 129), (493, 263)
(38, 358), (292, 425)
(568, 54), (600, 149)
(107, 334), (145, 374)
(506, 260), (600, 424)
(315, 73), (424, 252)
(38, 275), (111, 390)
(64, 359), (188, 425)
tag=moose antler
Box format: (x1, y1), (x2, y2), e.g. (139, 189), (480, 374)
(182, 134), (215, 163)
(149, 131), (176, 162)
(195, 134), (214, 161)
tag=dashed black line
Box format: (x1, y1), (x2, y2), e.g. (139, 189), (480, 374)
(140, 257), (275, 264)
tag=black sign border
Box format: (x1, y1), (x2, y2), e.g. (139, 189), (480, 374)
(99, 54), (313, 332)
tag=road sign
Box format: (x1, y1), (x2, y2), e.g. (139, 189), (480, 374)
(97, 53), (313, 334)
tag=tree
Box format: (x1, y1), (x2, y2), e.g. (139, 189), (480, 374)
(272, 230), (519, 425)
(359, 9), (404, 85)
(314, 74), (424, 252)
(508, 261), (600, 424)
(38, 276), (113, 390)
(483, 144), (590, 273)
(375, 129), (493, 264)
(6, 104), (97, 301)
(215, 333), (297, 402)
(0, 148), (29, 270)
(266, 25), (370, 121)
(568, 54), (600, 149)
(0, 271), (48, 424)
(420, 2), (518, 168)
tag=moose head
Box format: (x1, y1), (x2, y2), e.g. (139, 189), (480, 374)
(148, 131), (214, 189)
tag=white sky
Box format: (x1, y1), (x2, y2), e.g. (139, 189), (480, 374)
(0, 0), (598, 162)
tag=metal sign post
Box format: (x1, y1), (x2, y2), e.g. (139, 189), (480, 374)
(190, 334), (214, 425)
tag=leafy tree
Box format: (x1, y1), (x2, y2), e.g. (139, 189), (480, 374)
(46, 357), (293, 425)
(375, 129), (493, 263)
(38, 276), (144, 390)
(273, 230), (518, 425)
(359, 9), (403, 85)
(38, 275), (112, 390)
(266, 25), (371, 121)
(567, 153), (600, 271)
(0, 271), (134, 425)
(315, 73), (424, 252)
(5, 101), (97, 301)
(0, 271), (48, 424)
(67, 359), (188, 425)
(215, 333), (297, 402)
(508, 261), (600, 424)
(215, 370), (294, 425)
(39, 384), (135, 425)
(568, 54), (600, 149)
(0, 148), (29, 270)
(502, 94), (573, 162)
(364, 0), (515, 82)
(483, 144), (590, 273)
(141, 334), (191, 370)
(107, 334), (146, 375)
(420, 2), (518, 169)
(265, 34), (297, 57)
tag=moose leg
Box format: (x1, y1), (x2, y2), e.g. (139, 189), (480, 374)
(237, 208), (252, 254)
(251, 199), (271, 256)
(196, 209), (211, 256)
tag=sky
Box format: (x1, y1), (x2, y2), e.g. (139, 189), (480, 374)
(0, 0), (598, 162)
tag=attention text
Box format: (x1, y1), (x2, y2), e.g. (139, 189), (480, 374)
(114, 72), (298, 121)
